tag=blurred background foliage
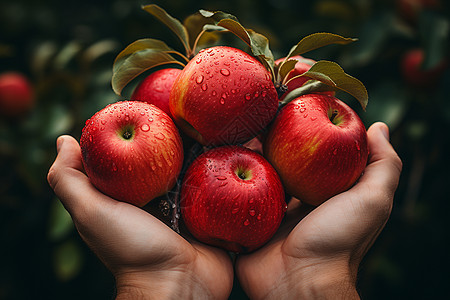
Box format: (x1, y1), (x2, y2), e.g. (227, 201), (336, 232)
(0, 0), (449, 299)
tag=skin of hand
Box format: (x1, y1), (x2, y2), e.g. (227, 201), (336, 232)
(47, 136), (234, 300)
(236, 122), (403, 299)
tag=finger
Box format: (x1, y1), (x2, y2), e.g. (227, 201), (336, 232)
(356, 122), (403, 199)
(47, 136), (114, 219)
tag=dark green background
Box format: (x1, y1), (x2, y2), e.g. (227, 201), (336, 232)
(1, 0), (449, 299)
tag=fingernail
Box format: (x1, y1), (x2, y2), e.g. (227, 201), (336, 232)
(380, 125), (389, 141)
(56, 136), (64, 153)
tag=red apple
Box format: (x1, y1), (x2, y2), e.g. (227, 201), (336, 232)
(400, 48), (448, 88)
(0, 72), (34, 117)
(264, 94), (368, 206)
(169, 46), (278, 146)
(396, 0), (440, 23)
(131, 68), (182, 119)
(180, 145), (287, 253)
(80, 101), (184, 207)
(275, 55), (334, 100)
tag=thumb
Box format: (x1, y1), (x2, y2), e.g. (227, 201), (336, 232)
(47, 135), (115, 218)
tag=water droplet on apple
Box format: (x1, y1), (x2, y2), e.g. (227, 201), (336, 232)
(355, 141), (361, 151)
(155, 132), (165, 140)
(257, 213), (262, 220)
(300, 108), (306, 113)
(101, 119), (106, 125)
(128, 165), (132, 171)
(243, 219), (250, 226)
(310, 116), (317, 121)
(201, 83), (208, 91)
(245, 94), (251, 101)
(232, 207), (239, 214)
(196, 57), (202, 64)
(220, 68), (230, 76)
(333, 149), (338, 155)
(112, 163), (118, 172)
(249, 199), (254, 204)
(249, 209), (256, 216)
(220, 97), (225, 105)
(219, 181), (228, 187)
(141, 124), (150, 132)
(89, 135), (93, 142)
(196, 75), (204, 84)
(216, 176), (227, 180)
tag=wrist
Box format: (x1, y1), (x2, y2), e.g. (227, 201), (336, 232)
(114, 270), (215, 300)
(266, 259), (359, 300)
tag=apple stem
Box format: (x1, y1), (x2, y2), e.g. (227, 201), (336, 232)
(123, 131), (132, 139)
(330, 109), (339, 124)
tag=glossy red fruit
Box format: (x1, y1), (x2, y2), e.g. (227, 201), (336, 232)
(181, 145), (286, 253)
(131, 68), (182, 119)
(264, 94), (368, 206)
(170, 46), (278, 146)
(0, 72), (34, 117)
(80, 101), (184, 207)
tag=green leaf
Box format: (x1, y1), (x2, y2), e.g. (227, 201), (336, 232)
(280, 81), (336, 106)
(184, 12), (221, 51)
(111, 49), (182, 96)
(278, 59), (298, 83)
(199, 10), (275, 77)
(286, 32), (357, 59)
(142, 4), (190, 55)
(300, 60), (368, 110)
(113, 39), (174, 72)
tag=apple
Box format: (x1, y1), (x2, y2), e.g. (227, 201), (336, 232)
(275, 55), (334, 100)
(180, 145), (287, 253)
(0, 72), (34, 118)
(169, 46), (279, 146)
(400, 48), (448, 88)
(396, 0), (440, 23)
(263, 93), (368, 206)
(80, 101), (184, 207)
(131, 68), (182, 119)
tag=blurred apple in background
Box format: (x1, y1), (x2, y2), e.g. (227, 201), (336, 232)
(0, 72), (34, 118)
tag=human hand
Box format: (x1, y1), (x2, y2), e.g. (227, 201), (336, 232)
(236, 122), (402, 299)
(47, 135), (234, 299)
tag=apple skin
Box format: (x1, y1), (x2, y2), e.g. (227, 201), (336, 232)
(275, 55), (334, 100)
(80, 101), (184, 207)
(263, 94), (368, 206)
(180, 145), (287, 253)
(169, 46), (278, 146)
(131, 68), (182, 119)
(0, 72), (34, 117)
(401, 48), (448, 88)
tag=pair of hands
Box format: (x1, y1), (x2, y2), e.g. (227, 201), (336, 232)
(47, 122), (402, 300)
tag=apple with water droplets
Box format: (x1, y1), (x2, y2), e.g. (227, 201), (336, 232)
(80, 101), (184, 207)
(131, 68), (182, 119)
(170, 46), (279, 146)
(264, 94), (368, 206)
(180, 145), (286, 253)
